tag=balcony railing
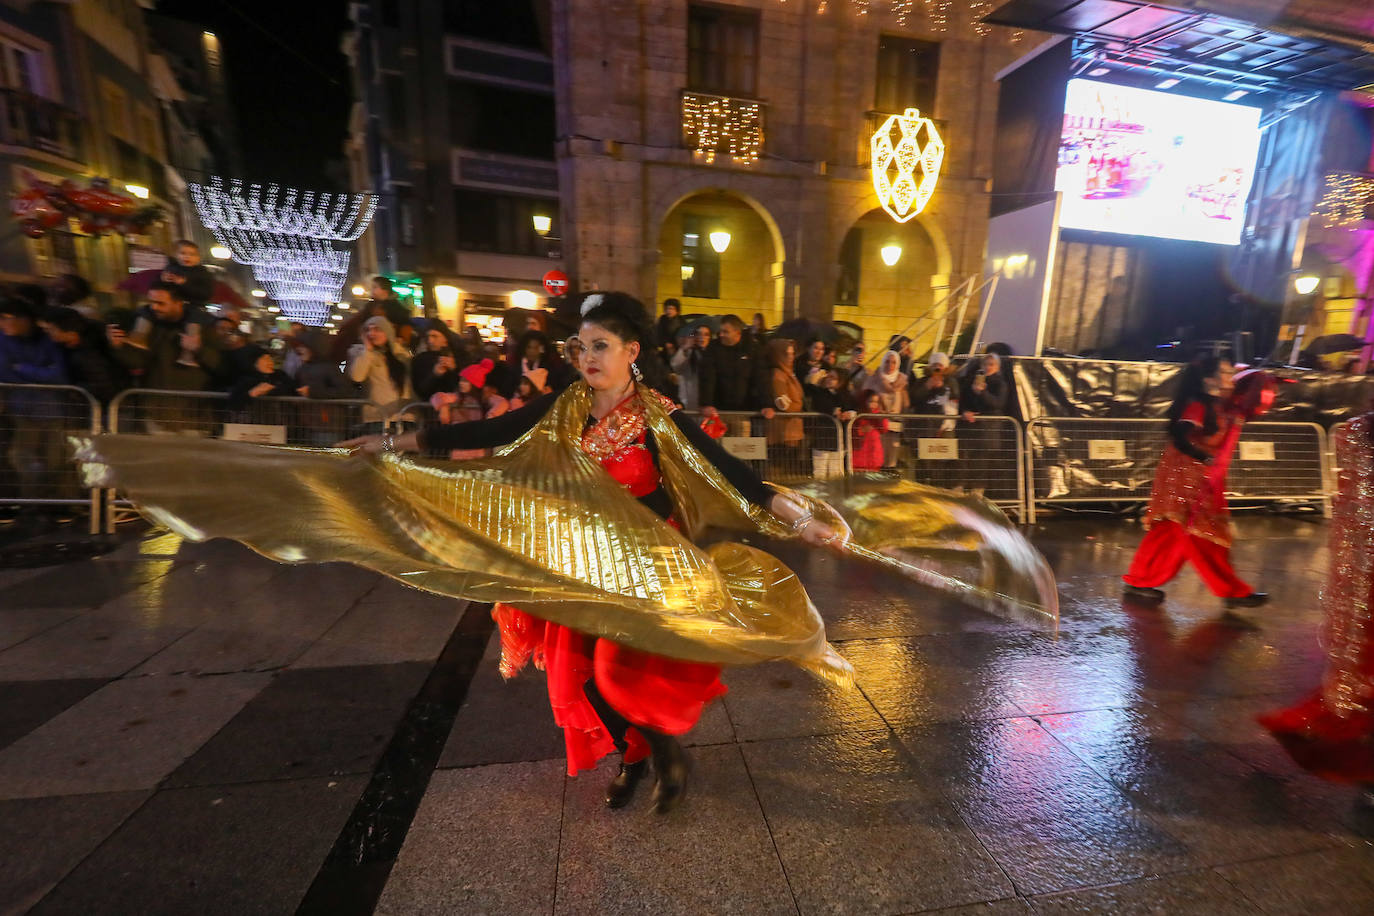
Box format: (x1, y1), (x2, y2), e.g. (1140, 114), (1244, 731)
(680, 89), (764, 163)
(0, 88), (84, 162)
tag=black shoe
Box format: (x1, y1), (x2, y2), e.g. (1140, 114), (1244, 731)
(604, 759), (648, 809)
(649, 737), (689, 815)
(1225, 592), (1269, 609)
(1122, 584), (1165, 602)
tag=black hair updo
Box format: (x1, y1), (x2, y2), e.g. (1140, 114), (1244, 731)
(570, 291), (670, 394)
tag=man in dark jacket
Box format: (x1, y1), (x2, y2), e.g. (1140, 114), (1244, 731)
(108, 281), (221, 390)
(0, 297), (70, 503)
(161, 240), (216, 311)
(41, 307), (128, 403)
(956, 353), (1011, 497)
(699, 314), (774, 424)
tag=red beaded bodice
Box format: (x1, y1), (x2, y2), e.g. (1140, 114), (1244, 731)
(578, 390), (676, 499)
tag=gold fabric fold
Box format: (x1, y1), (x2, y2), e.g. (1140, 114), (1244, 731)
(74, 382), (1057, 686)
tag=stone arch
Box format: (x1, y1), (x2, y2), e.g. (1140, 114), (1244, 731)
(650, 185), (788, 327)
(831, 196), (953, 285)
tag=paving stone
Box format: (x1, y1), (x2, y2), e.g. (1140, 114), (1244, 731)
(0, 606), (80, 653)
(557, 744), (794, 916)
(0, 790), (148, 914)
(1216, 845), (1374, 915)
(290, 596), (463, 668)
(376, 760), (564, 916)
(0, 678), (107, 752)
(1039, 707), (1336, 865)
(167, 663), (428, 786)
(1028, 870), (1260, 914)
(0, 672), (269, 799)
(743, 731), (1012, 915)
(839, 636), (1025, 729)
(0, 610), (191, 681)
(31, 776), (365, 916)
(721, 659), (885, 741)
(0, 559), (173, 608)
(439, 638), (568, 768)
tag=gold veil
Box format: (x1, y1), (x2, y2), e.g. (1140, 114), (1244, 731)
(74, 382), (1057, 686)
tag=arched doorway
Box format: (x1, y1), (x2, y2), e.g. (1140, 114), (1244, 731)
(655, 190), (785, 331)
(834, 209), (942, 356)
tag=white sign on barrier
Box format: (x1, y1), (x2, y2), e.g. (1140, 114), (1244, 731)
(917, 438), (958, 460)
(1088, 439), (1127, 460)
(721, 437), (768, 461)
(222, 423), (287, 445)
(1239, 441), (1275, 461)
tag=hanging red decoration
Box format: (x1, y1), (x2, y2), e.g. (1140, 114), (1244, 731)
(9, 172), (163, 239)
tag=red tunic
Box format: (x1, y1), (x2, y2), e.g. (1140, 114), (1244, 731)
(1142, 401), (1238, 547)
(491, 393), (728, 776)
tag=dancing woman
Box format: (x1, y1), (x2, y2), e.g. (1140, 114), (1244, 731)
(1259, 413), (1374, 786)
(1122, 356), (1268, 609)
(76, 291), (1056, 816)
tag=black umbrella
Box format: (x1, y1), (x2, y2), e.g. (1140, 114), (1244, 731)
(1304, 333), (1366, 356)
(772, 318), (838, 343)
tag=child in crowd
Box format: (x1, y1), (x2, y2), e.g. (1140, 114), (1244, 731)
(852, 392), (889, 471)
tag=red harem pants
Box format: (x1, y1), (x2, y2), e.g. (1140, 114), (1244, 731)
(1122, 520), (1252, 598)
(493, 604), (727, 776)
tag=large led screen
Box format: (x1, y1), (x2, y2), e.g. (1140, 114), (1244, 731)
(1055, 79), (1262, 245)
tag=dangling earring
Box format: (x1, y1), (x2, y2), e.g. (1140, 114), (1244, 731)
(631, 362), (643, 382)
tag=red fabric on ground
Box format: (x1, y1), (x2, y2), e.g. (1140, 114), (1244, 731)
(1122, 520), (1252, 598)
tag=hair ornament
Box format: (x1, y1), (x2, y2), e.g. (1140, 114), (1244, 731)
(580, 293), (604, 316)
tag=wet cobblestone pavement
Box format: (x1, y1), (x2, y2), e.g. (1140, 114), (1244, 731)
(4, 514), (1374, 914)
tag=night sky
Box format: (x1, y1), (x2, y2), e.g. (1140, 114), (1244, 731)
(154, 0), (353, 188)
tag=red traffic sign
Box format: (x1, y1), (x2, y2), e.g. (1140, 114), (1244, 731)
(542, 269), (569, 297)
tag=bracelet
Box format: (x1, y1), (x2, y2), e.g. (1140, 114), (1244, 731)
(789, 510), (813, 533)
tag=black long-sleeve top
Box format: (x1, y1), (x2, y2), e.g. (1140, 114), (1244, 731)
(417, 391), (776, 517)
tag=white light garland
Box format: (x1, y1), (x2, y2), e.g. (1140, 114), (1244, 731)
(871, 108), (944, 222)
(681, 92), (763, 163)
(190, 176), (377, 325)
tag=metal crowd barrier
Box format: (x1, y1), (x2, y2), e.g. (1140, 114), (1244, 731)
(1025, 417), (1330, 522)
(0, 383), (102, 534)
(676, 410), (847, 483)
(103, 390), (376, 533)
(846, 412), (1027, 520)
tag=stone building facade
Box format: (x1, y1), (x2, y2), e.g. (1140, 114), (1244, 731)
(552, 0), (1026, 351)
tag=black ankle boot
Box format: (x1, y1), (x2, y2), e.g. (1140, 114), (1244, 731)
(646, 733), (689, 815)
(605, 758), (648, 809)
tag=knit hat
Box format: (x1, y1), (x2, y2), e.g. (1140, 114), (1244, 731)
(929, 352), (951, 369)
(460, 358), (494, 389)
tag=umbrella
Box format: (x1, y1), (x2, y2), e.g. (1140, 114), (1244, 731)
(679, 313), (721, 334)
(1304, 334), (1366, 356)
(772, 317), (839, 343)
(118, 268), (251, 312)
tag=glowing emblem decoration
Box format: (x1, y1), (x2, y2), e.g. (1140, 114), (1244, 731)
(871, 108), (944, 223)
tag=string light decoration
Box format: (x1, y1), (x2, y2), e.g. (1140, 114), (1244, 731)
(786, 0), (1008, 33)
(871, 108), (944, 222)
(1314, 172), (1374, 229)
(190, 176), (377, 324)
(681, 92), (763, 163)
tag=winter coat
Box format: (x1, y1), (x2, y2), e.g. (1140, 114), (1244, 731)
(347, 317), (414, 422)
(61, 339), (128, 403)
(412, 349), (461, 400)
(114, 308), (221, 391)
(295, 359), (358, 400)
(669, 346), (703, 409)
(0, 329), (69, 417)
(852, 417), (888, 470)
(766, 341), (805, 446)
(910, 369), (960, 416)
(958, 370), (1008, 417)
(161, 258), (215, 308)
(699, 339), (766, 412)
(228, 369), (294, 410)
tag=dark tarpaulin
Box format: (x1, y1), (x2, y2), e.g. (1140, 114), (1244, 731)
(1007, 357), (1374, 503)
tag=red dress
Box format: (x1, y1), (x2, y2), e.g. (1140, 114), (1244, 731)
(491, 393), (728, 776)
(1259, 416), (1374, 781)
(1123, 400), (1252, 598)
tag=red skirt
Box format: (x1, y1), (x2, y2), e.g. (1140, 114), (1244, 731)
(493, 603), (727, 776)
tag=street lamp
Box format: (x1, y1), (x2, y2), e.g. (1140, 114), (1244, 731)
(511, 289), (538, 309)
(250, 289), (266, 298)
(351, 284), (366, 297)
(708, 230), (731, 253)
(1294, 275), (1320, 295)
(209, 245), (231, 260)
(880, 243), (902, 266)
(532, 214), (552, 237)
(125, 183), (150, 199)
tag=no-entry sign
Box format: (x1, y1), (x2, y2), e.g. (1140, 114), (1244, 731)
(542, 270), (569, 297)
